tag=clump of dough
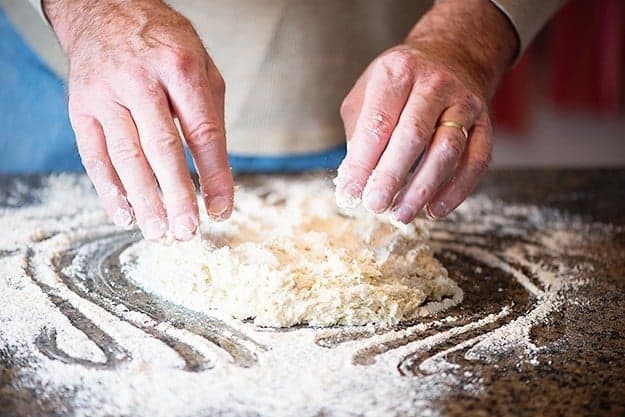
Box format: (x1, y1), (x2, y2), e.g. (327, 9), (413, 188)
(122, 176), (462, 327)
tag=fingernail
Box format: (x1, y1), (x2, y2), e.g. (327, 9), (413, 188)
(143, 218), (166, 240)
(174, 214), (197, 241)
(427, 201), (448, 220)
(113, 207), (134, 227)
(336, 183), (362, 209)
(391, 205), (416, 224)
(208, 196), (230, 220)
(363, 188), (387, 213)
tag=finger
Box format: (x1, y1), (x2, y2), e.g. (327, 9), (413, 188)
(98, 104), (167, 240)
(165, 68), (234, 221)
(425, 113), (492, 219)
(71, 112), (134, 227)
(126, 84), (198, 241)
(205, 60), (226, 121)
(335, 58), (415, 208)
(361, 89), (445, 213)
(340, 71), (369, 142)
(390, 97), (480, 223)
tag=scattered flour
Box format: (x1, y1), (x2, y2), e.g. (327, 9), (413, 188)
(0, 174), (595, 417)
(122, 177), (461, 327)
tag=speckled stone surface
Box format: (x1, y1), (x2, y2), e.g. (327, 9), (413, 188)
(436, 169), (625, 417)
(0, 169), (623, 417)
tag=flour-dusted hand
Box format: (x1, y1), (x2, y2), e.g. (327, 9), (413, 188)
(44, 0), (234, 240)
(335, 0), (519, 223)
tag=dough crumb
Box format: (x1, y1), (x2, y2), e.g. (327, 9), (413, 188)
(122, 176), (462, 327)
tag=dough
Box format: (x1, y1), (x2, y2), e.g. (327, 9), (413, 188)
(121, 176), (462, 327)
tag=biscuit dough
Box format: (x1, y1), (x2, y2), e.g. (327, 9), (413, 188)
(121, 177), (462, 327)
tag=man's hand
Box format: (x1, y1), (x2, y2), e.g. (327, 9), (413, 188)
(336, 0), (518, 223)
(44, 0), (233, 240)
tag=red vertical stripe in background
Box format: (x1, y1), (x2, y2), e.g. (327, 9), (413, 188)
(596, 0), (625, 116)
(491, 49), (534, 136)
(492, 0), (625, 135)
(549, 0), (625, 115)
(548, 0), (598, 111)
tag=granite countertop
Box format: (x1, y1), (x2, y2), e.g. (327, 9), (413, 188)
(0, 169), (623, 417)
(432, 169), (625, 416)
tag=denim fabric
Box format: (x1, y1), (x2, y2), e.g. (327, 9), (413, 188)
(0, 6), (80, 172)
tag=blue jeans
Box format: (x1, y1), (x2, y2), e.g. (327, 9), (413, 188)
(0, 6), (345, 173)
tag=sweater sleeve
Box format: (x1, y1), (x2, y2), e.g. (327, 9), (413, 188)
(27, 0), (50, 22)
(489, 0), (567, 57)
(26, 0), (565, 55)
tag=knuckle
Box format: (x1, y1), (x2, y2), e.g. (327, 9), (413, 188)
(392, 126), (428, 157)
(439, 136), (465, 163)
(363, 111), (395, 145)
(169, 49), (198, 76)
(150, 134), (180, 153)
(185, 121), (223, 151)
(458, 93), (482, 116)
(120, 65), (162, 100)
(401, 134), (428, 156)
(378, 49), (416, 82)
(427, 70), (454, 93)
(124, 63), (150, 84)
(419, 184), (436, 199)
(409, 183), (435, 202)
(158, 48), (206, 87)
(418, 82), (440, 100)
(140, 79), (163, 100)
(404, 117), (433, 142)
(371, 168), (403, 191)
(108, 138), (142, 163)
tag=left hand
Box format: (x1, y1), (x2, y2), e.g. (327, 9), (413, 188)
(336, 40), (492, 224)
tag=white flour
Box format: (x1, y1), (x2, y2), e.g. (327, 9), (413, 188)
(121, 177), (461, 327)
(0, 174), (595, 417)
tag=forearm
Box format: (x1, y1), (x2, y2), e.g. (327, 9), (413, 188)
(42, 0), (94, 52)
(42, 0), (172, 54)
(406, 0), (518, 99)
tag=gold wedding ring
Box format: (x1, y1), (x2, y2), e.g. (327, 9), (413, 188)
(438, 121), (468, 140)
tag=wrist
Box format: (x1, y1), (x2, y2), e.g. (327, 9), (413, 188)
(406, 0), (518, 98)
(43, 0), (99, 54)
(43, 0), (169, 56)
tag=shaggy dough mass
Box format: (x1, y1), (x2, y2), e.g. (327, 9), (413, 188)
(122, 176), (462, 327)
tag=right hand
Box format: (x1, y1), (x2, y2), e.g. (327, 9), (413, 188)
(44, 0), (234, 240)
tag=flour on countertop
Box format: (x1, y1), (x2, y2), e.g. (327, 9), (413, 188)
(122, 177), (462, 327)
(0, 174), (600, 417)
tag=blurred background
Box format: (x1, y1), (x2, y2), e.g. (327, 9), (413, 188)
(490, 0), (625, 167)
